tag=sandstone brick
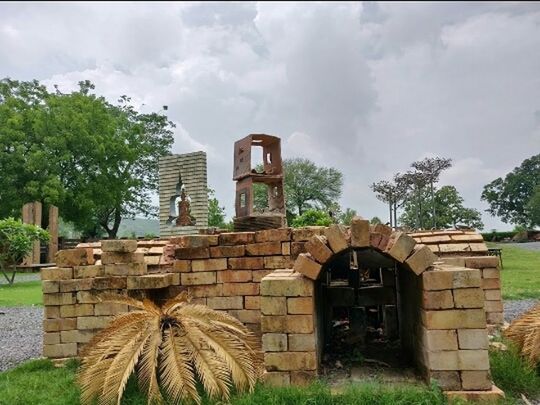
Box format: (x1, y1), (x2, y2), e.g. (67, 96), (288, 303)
(439, 257), (466, 267)
(104, 263), (146, 276)
(74, 304), (94, 317)
(464, 256), (500, 269)
(76, 291), (99, 304)
(286, 315), (313, 333)
(43, 343), (77, 358)
(293, 254), (322, 281)
(253, 269), (274, 282)
(60, 278), (93, 292)
(94, 303), (128, 316)
(60, 329), (81, 343)
(482, 268), (500, 279)
(219, 232), (255, 245)
(261, 296), (287, 315)
(290, 370), (317, 386)
(43, 293), (75, 306)
(260, 274), (313, 297)
(487, 312), (504, 324)
(265, 352), (317, 371)
(292, 227), (325, 241)
(281, 242), (291, 255)
(422, 309), (486, 329)
(73, 265), (104, 279)
(458, 350), (489, 370)
(101, 239), (138, 252)
(41, 267), (73, 281)
(263, 333), (288, 352)
(187, 284), (222, 298)
(386, 232), (416, 262)
(59, 305), (76, 318)
(92, 276), (127, 290)
(245, 296), (260, 309)
(43, 332), (60, 345)
(44, 306), (60, 318)
(422, 329), (458, 351)
(246, 242), (282, 256)
(264, 255), (294, 269)
(223, 282), (259, 296)
(261, 315), (286, 332)
(468, 242), (489, 252)
(209, 245), (245, 258)
(439, 243), (471, 253)
(228, 309), (260, 323)
(263, 371), (290, 386)
(421, 235), (451, 244)
(288, 334), (316, 351)
(422, 268), (481, 290)
(172, 260), (191, 272)
(192, 258), (227, 272)
(445, 385), (504, 402)
(484, 300), (503, 312)
(181, 272), (216, 286)
(461, 371), (492, 390)
(207, 296), (243, 310)
(457, 329), (488, 350)
(325, 224), (349, 253)
(429, 371), (461, 390)
(423, 290), (454, 310)
(228, 257), (264, 270)
(102, 251), (144, 265)
(484, 289), (501, 301)
(175, 247), (209, 259)
(77, 316), (113, 330)
(43, 318), (76, 332)
(255, 228), (292, 243)
(290, 242), (307, 259)
(482, 278), (501, 290)
(217, 270), (252, 283)
(427, 350), (459, 370)
(42, 280), (60, 293)
(287, 297), (313, 314)
(305, 235), (333, 264)
(56, 248), (95, 267)
(405, 245), (437, 275)
(453, 288), (484, 309)
(350, 217), (370, 247)
(171, 235), (210, 249)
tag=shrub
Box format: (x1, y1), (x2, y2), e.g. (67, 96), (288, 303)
(292, 209), (333, 227)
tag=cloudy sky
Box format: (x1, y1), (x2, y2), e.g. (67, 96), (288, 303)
(1, 2), (539, 230)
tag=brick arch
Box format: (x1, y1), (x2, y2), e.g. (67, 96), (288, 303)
(292, 218), (437, 281)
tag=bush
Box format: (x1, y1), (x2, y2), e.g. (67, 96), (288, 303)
(0, 217), (49, 269)
(292, 209), (333, 227)
(481, 231), (516, 242)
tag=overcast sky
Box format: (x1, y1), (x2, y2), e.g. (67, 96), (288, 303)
(1, 2), (539, 230)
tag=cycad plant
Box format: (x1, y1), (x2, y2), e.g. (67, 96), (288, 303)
(78, 292), (262, 405)
(504, 302), (540, 365)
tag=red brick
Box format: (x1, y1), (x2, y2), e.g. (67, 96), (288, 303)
(219, 232), (255, 245)
(217, 270), (252, 283)
(210, 245), (245, 258)
(246, 242), (282, 256)
(255, 228), (292, 243)
(228, 257), (264, 270)
(222, 282), (259, 296)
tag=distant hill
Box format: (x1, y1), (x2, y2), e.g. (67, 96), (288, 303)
(117, 218), (160, 238)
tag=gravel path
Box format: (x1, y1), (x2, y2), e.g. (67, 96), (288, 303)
(0, 272), (40, 285)
(504, 299), (539, 323)
(503, 241), (540, 251)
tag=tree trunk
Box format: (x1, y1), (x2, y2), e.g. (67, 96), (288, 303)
(431, 180), (436, 229)
(389, 202), (393, 228)
(100, 208), (122, 239)
(393, 201), (398, 229)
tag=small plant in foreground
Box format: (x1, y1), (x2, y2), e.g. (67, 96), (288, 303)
(77, 292), (262, 404)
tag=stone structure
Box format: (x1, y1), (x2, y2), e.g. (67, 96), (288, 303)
(41, 223), (503, 400)
(159, 152), (208, 237)
(22, 201), (58, 264)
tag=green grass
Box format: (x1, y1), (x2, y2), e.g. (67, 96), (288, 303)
(488, 243), (540, 300)
(0, 280), (42, 306)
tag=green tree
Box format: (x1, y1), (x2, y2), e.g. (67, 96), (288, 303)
(482, 154), (540, 227)
(338, 208), (357, 225)
(291, 209), (333, 227)
(207, 188), (227, 228)
(525, 186), (540, 227)
(370, 216), (382, 225)
(0, 79), (174, 238)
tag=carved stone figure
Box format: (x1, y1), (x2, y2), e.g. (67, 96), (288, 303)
(176, 189), (195, 226)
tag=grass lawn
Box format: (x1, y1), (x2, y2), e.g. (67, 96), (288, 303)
(0, 279), (42, 306)
(488, 243), (540, 300)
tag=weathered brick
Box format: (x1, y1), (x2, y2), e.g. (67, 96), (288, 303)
(264, 352), (317, 371)
(102, 251), (144, 265)
(43, 318), (76, 332)
(192, 258), (227, 272)
(175, 247), (209, 259)
(77, 316), (113, 330)
(44, 306), (60, 318)
(171, 235), (210, 249)
(422, 309), (486, 329)
(219, 232), (255, 245)
(287, 297), (313, 314)
(207, 296), (243, 310)
(263, 333), (288, 351)
(325, 224), (349, 253)
(187, 284), (222, 298)
(263, 371), (290, 386)
(261, 296), (287, 315)
(92, 276), (127, 290)
(286, 315), (313, 333)
(429, 371), (461, 390)
(209, 245), (245, 258)
(261, 315), (286, 332)
(421, 235), (451, 244)
(482, 278), (501, 290)
(288, 334), (316, 351)
(228, 309), (260, 323)
(217, 270), (252, 283)
(439, 243), (471, 253)
(43, 293), (75, 306)
(290, 242), (307, 259)
(101, 239), (138, 253)
(228, 257), (264, 270)
(457, 329), (488, 349)
(458, 350), (489, 370)
(290, 370), (317, 386)
(127, 273), (174, 289)
(59, 305), (76, 318)
(255, 228), (291, 243)
(385, 232), (416, 262)
(292, 227), (325, 241)
(427, 350), (459, 370)
(486, 312), (504, 324)
(423, 290), (454, 310)
(43, 332), (60, 345)
(41, 267), (73, 281)
(453, 288), (484, 309)
(405, 245), (436, 275)
(293, 254), (322, 280)
(73, 265), (104, 279)
(422, 328), (458, 351)
(43, 343), (77, 358)
(76, 291), (99, 304)
(55, 248), (95, 267)
(222, 282), (259, 296)
(484, 300), (503, 312)
(104, 263), (146, 276)
(246, 242), (282, 256)
(305, 235), (333, 264)
(42, 280), (60, 293)
(464, 256), (500, 269)
(94, 303), (128, 316)
(264, 255), (293, 269)
(253, 269), (274, 282)
(181, 272), (216, 286)
(245, 296), (260, 310)
(172, 260), (191, 272)
(482, 268), (500, 279)
(74, 304), (94, 317)
(461, 371), (492, 390)
(422, 268), (481, 290)
(260, 273), (313, 297)
(281, 242), (291, 256)
(484, 289), (501, 301)
(350, 217), (370, 247)
(59, 278), (93, 292)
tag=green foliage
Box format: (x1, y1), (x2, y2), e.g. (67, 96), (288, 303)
(482, 154), (540, 227)
(0, 79), (174, 238)
(525, 186), (540, 227)
(481, 231), (516, 242)
(370, 216), (382, 225)
(292, 209), (333, 227)
(0, 218), (49, 268)
(0, 280), (42, 306)
(338, 208), (357, 226)
(208, 188), (227, 228)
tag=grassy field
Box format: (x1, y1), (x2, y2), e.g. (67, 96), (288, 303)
(0, 280), (42, 307)
(488, 243), (540, 300)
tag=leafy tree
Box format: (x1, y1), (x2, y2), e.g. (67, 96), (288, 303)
(0, 79), (174, 238)
(482, 154), (540, 227)
(208, 188), (227, 228)
(370, 216), (382, 225)
(371, 174), (408, 228)
(525, 186), (540, 227)
(338, 208), (357, 226)
(0, 218), (49, 284)
(291, 209), (333, 227)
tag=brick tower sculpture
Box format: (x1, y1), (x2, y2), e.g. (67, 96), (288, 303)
(233, 134), (286, 231)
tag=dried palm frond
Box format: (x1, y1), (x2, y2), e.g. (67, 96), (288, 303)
(504, 302), (540, 365)
(78, 292), (263, 405)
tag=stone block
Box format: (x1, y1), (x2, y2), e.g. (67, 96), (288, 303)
(181, 272), (216, 286)
(350, 217), (370, 247)
(482, 278), (501, 290)
(94, 303), (128, 316)
(44, 306), (60, 318)
(246, 242), (282, 256)
(261, 315), (286, 332)
(228, 309), (260, 323)
(175, 247), (209, 259)
(461, 371), (492, 390)
(405, 245), (437, 275)
(222, 282), (259, 296)
(101, 239), (137, 253)
(260, 273), (314, 297)
(253, 270), (274, 282)
(73, 265), (104, 279)
(292, 227), (325, 241)
(290, 371), (317, 386)
(422, 309), (486, 329)
(423, 290), (454, 310)
(104, 263), (146, 276)
(422, 268), (481, 290)
(60, 278), (93, 292)
(458, 350), (489, 370)
(264, 352), (317, 371)
(171, 235), (209, 249)
(288, 334), (316, 351)
(42, 280), (60, 293)
(77, 316), (113, 330)
(74, 304), (94, 317)
(482, 268), (500, 279)
(290, 242), (307, 259)
(92, 276), (127, 290)
(293, 254), (322, 281)
(192, 258), (227, 272)
(187, 284), (222, 298)
(427, 350), (459, 370)
(261, 296), (287, 315)
(484, 289), (501, 301)
(305, 235), (333, 264)
(386, 232), (416, 262)
(281, 242), (291, 255)
(55, 248), (95, 267)
(421, 235), (451, 244)
(43, 332), (60, 345)
(287, 297), (313, 314)
(325, 224), (349, 253)
(245, 296), (260, 310)
(76, 291), (99, 304)
(458, 329), (488, 350)
(263, 371), (290, 386)
(217, 270), (252, 283)
(209, 245), (245, 258)
(41, 267), (73, 281)
(445, 385), (504, 402)
(255, 228), (292, 243)
(59, 305), (76, 318)
(228, 257), (264, 270)
(422, 328), (458, 351)
(43, 343), (77, 358)
(172, 260), (191, 272)
(263, 333), (288, 352)
(429, 371), (461, 390)
(453, 288), (484, 309)
(264, 255), (294, 269)
(464, 256), (500, 269)
(219, 232), (255, 245)
(207, 296), (243, 310)
(101, 251), (144, 265)
(484, 301), (503, 312)
(487, 312), (504, 324)
(43, 293), (75, 306)
(43, 318), (77, 332)
(439, 243), (470, 253)
(286, 315), (313, 333)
